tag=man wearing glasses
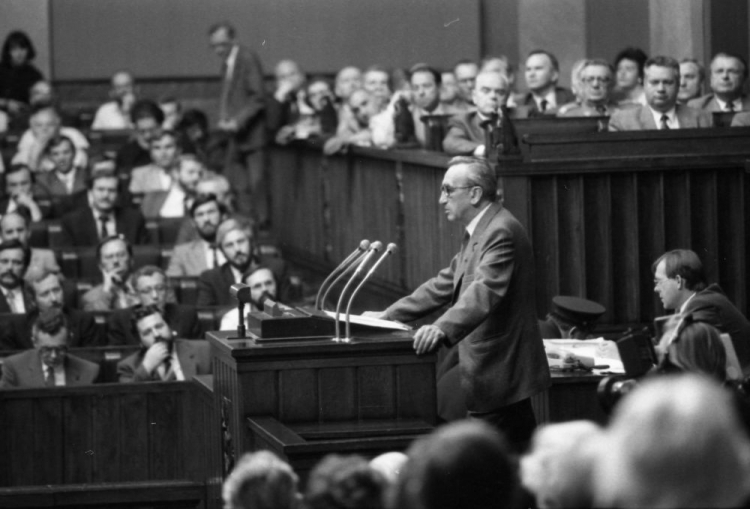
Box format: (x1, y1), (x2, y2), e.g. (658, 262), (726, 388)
(558, 59), (619, 117)
(365, 156), (550, 451)
(107, 265), (203, 346)
(0, 308), (99, 388)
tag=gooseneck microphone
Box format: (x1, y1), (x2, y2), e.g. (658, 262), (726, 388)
(334, 241), (383, 340)
(344, 243), (397, 340)
(318, 240), (371, 311)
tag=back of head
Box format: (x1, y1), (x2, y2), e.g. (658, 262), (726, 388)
(594, 374), (750, 508)
(222, 450), (299, 509)
(659, 318), (727, 381)
(390, 420), (518, 509)
(305, 454), (385, 509)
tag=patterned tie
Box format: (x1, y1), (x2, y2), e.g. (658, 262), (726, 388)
(99, 214), (110, 239)
(660, 114), (670, 130)
(45, 365), (55, 387)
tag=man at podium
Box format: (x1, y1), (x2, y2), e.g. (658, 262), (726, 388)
(366, 156), (550, 449)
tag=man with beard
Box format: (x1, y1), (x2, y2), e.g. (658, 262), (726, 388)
(167, 193), (227, 276)
(197, 218), (289, 307)
(139, 155), (206, 219)
(219, 266), (279, 331)
(0, 308), (99, 388)
(115, 99), (164, 174)
(82, 235), (140, 311)
(117, 304), (211, 383)
(0, 211), (59, 274)
(0, 239), (33, 313)
(107, 265), (203, 345)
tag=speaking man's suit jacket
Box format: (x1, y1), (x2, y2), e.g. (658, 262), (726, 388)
(196, 257), (290, 307)
(167, 240), (212, 277)
(221, 45), (266, 152)
(687, 94), (750, 113)
(682, 284), (750, 374)
(116, 339), (212, 383)
(608, 104), (712, 131)
(0, 349), (99, 388)
(384, 202), (551, 412)
(106, 303), (204, 346)
(60, 206), (150, 247)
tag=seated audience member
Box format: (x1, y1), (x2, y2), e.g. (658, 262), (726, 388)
(678, 58), (705, 105)
(159, 96), (182, 130)
(222, 450), (300, 509)
(558, 59), (619, 117)
(140, 154), (206, 219)
(609, 56), (711, 131)
(25, 266), (103, 347)
(0, 211), (59, 274)
(439, 70), (464, 113)
(117, 304), (211, 383)
(0, 30), (44, 114)
(81, 235), (140, 311)
(220, 266), (279, 330)
(0, 308), (99, 389)
(36, 135), (88, 199)
(129, 130), (182, 195)
(91, 71), (136, 130)
(593, 375), (750, 508)
(177, 108), (225, 171)
(362, 65), (392, 106)
(443, 70), (512, 157)
(452, 59), (479, 112)
(653, 249), (750, 373)
(688, 52), (749, 112)
(275, 78), (337, 144)
(521, 420), (603, 509)
(108, 265), (203, 345)
(115, 99), (164, 173)
(323, 88), (376, 155)
(305, 454), (386, 509)
(538, 295), (606, 339)
(12, 103), (89, 172)
(167, 193), (227, 276)
(656, 316), (728, 382)
(565, 58), (587, 106)
(267, 59), (308, 137)
(612, 47), (648, 106)
(60, 167), (149, 246)
(334, 66), (362, 105)
(0, 240), (32, 313)
(172, 174), (240, 246)
(197, 219), (289, 307)
(389, 421), (519, 509)
(0, 164), (45, 221)
(516, 50), (575, 116)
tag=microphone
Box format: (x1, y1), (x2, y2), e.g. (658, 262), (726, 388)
(344, 243), (397, 340)
(316, 240), (370, 310)
(334, 241), (383, 340)
(230, 283), (250, 338)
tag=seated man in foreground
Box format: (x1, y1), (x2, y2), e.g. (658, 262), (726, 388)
(117, 304), (211, 383)
(0, 308), (99, 388)
(167, 193), (228, 277)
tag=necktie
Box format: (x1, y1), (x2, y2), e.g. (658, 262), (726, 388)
(162, 357), (174, 381)
(211, 245), (219, 269)
(540, 99), (548, 113)
(99, 214), (110, 239)
(595, 105), (607, 115)
(45, 365), (55, 387)
(660, 114), (670, 130)
(6, 289), (16, 313)
(727, 102), (735, 112)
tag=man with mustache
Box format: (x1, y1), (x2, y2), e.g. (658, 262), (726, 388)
(0, 239), (33, 314)
(0, 308), (99, 388)
(220, 266), (279, 331)
(196, 218), (289, 307)
(117, 304), (211, 383)
(0, 210), (58, 274)
(81, 235), (140, 311)
(167, 193), (228, 277)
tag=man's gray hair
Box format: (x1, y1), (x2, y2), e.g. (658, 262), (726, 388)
(448, 156), (498, 202)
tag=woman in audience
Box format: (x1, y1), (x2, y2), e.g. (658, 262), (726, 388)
(594, 375), (750, 508)
(305, 454), (386, 509)
(612, 47), (648, 106)
(222, 450), (301, 509)
(656, 315), (728, 382)
(0, 31), (44, 116)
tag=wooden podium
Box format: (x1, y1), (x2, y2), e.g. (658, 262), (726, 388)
(207, 309), (437, 481)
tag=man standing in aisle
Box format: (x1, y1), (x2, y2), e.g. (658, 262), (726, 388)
(208, 21), (267, 226)
(365, 156), (550, 450)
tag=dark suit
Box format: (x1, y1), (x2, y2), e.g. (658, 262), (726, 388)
(36, 168), (89, 198)
(682, 284), (750, 374)
(59, 206), (149, 247)
(515, 87), (576, 116)
(115, 140), (151, 174)
(0, 349), (99, 388)
(197, 257), (290, 307)
(608, 104), (712, 131)
(0, 283), (34, 314)
(442, 110), (518, 156)
(106, 303), (204, 346)
(117, 339), (212, 383)
(384, 202), (550, 415)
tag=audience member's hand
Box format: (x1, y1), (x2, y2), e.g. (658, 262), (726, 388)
(218, 118), (239, 132)
(473, 144), (486, 157)
(102, 268), (124, 294)
(274, 80), (297, 102)
(323, 136), (347, 155)
(142, 342), (170, 374)
(413, 324), (446, 355)
(13, 191), (36, 208)
(275, 125), (296, 145)
(362, 310), (387, 320)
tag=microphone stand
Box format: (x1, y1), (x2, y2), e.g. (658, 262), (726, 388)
(334, 242), (382, 341)
(315, 240), (369, 309)
(236, 302), (246, 339)
(344, 245), (396, 340)
(320, 250), (369, 311)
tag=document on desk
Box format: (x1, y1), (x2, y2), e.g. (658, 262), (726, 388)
(323, 311), (412, 331)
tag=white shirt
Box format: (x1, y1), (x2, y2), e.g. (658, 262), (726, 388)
(203, 240), (226, 270)
(55, 167), (78, 194)
(1, 285), (25, 313)
(533, 89), (558, 111)
(41, 361), (66, 386)
(88, 194), (118, 237)
(91, 101), (133, 130)
(466, 203), (492, 237)
(649, 106), (679, 129)
(679, 292), (698, 315)
(230, 265), (243, 284)
(156, 350), (184, 381)
(159, 183), (187, 218)
(715, 97), (743, 112)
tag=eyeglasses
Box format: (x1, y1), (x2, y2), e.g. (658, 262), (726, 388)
(40, 345), (68, 356)
(583, 76), (611, 85)
(653, 277), (674, 288)
(138, 285), (167, 295)
(440, 185), (474, 198)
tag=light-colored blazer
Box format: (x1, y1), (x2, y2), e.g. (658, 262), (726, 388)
(167, 240), (210, 277)
(30, 248), (60, 274)
(608, 104), (712, 131)
(687, 94), (750, 113)
(0, 349), (99, 388)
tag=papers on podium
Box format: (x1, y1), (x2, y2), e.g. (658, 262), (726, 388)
(324, 311), (411, 331)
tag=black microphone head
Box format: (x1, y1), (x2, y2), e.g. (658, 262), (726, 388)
(386, 243), (397, 253)
(370, 241), (384, 252)
(359, 239), (371, 251)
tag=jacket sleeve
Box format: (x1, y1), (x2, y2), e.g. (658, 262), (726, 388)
(232, 50), (266, 130)
(384, 256), (457, 324)
(442, 117), (480, 155)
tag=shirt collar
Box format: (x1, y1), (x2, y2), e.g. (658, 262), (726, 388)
(649, 106), (678, 128)
(533, 88), (557, 109)
(466, 203), (492, 237)
(679, 292), (698, 315)
(715, 96), (743, 112)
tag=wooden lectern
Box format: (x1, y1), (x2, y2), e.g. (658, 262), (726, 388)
(207, 306), (437, 481)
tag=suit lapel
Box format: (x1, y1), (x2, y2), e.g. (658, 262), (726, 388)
(176, 341), (197, 379)
(468, 113), (485, 144)
(28, 351), (45, 386)
(639, 106), (657, 129)
(84, 208), (99, 240)
(189, 242), (208, 274)
(452, 202), (503, 291)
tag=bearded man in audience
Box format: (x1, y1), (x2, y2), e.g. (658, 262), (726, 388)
(139, 155), (206, 219)
(115, 99), (164, 173)
(689, 53), (750, 112)
(91, 70), (136, 130)
(36, 135), (88, 203)
(0, 240), (32, 314)
(107, 265), (203, 346)
(117, 304), (211, 383)
(558, 59), (619, 117)
(516, 50), (575, 116)
(220, 266), (279, 331)
(167, 193), (228, 277)
(0, 211), (58, 274)
(609, 56), (711, 130)
(0, 308), (99, 389)
(81, 235), (140, 312)
(0, 164), (45, 221)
